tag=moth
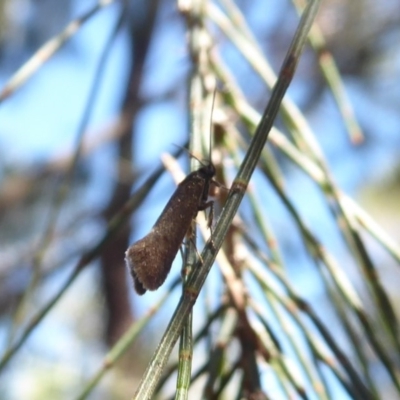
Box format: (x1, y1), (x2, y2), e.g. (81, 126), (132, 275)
(125, 159), (215, 294)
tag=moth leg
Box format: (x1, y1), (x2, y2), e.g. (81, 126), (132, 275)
(207, 202), (214, 230)
(190, 236), (204, 265)
(180, 227), (203, 283)
(199, 200), (214, 228)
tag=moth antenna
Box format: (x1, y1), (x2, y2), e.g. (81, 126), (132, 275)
(208, 88), (217, 164)
(171, 144), (207, 168)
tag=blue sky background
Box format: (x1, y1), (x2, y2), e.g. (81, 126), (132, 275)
(0, 0), (400, 398)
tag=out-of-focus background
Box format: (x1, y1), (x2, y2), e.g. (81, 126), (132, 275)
(0, 0), (399, 399)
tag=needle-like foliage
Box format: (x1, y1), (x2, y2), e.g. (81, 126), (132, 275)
(0, 1), (399, 399)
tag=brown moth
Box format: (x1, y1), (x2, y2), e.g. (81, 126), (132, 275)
(125, 161), (215, 295)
